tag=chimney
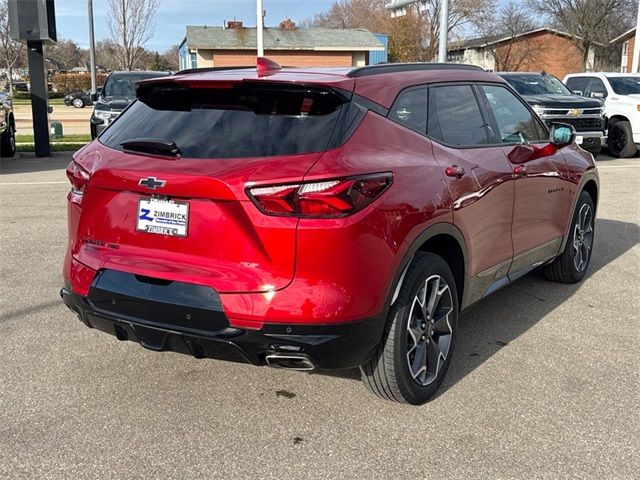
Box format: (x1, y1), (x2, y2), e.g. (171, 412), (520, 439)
(227, 20), (243, 29)
(279, 18), (295, 30)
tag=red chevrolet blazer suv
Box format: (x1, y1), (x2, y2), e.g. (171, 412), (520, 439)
(61, 60), (598, 404)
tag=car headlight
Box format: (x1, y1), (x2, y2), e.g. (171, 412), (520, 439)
(94, 110), (114, 120)
(532, 105), (545, 116)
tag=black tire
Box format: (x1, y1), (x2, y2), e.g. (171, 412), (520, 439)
(608, 120), (637, 158)
(1, 121), (16, 158)
(72, 97), (85, 108)
(543, 191), (595, 283)
(360, 252), (459, 404)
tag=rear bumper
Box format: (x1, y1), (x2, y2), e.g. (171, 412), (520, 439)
(60, 280), (385, 370)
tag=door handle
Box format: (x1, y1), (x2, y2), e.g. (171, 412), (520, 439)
(445, 165), (466, 179)
(514, 165), (528, 177)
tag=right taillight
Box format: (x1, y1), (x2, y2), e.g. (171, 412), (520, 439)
(66, 161), (90, 196)
(247, 173), (393, 218)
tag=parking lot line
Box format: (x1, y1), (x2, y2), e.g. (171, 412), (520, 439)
(0, 181), (68, 186)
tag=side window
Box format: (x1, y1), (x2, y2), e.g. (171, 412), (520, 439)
(428, 85), (488, 146)
(480, 85), (547, 144)
(388, 87), (427, 135)
(565, 77), (588, 96)
(586, 78), (608, 98)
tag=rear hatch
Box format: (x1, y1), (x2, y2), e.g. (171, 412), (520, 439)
(72, 79), (355, 293)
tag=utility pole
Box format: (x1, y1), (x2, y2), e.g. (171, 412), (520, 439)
(385, 0), (449, 62)
(256, 0), (264, 57)
(632, 0), (640, 73)
(88, 0), (97, 93)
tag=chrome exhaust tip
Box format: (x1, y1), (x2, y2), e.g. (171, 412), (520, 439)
(265, 353), (315, 371)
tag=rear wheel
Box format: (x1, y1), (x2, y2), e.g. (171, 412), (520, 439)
(608, 120), (637, 158)
(543, 191), (595, 283)
(360, 252), (458, 404)
(1, 121), (16, 158)
(72, 97), (85, 108)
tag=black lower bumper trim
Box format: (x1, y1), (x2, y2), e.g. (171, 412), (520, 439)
(61, 286), (385, 370)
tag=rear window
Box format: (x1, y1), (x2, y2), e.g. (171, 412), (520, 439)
(99, 85), (351, 158)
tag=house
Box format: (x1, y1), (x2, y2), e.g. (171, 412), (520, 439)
(178, 19), (385, 70)
(611, 28), (636, 73)
(447, 27), (598, 79)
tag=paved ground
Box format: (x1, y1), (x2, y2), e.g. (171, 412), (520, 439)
(0, 152), (638, 479)
(14, 104), (92, 136)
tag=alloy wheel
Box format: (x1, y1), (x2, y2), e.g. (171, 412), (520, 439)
(573, 203), (594, 272)
(610, 126), (627, 154)
(406, 274), (454, 386)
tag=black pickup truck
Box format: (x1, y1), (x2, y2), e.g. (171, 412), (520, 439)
(498, 72), (606, 156)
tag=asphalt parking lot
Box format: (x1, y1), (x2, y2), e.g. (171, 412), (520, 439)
(1, 152), (638, 479)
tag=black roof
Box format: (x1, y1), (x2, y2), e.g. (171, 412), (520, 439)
(348, 63), (483, 78)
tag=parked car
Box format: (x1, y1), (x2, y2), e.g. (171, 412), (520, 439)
(0, 92), (16, 157)
(90, 71), (170, 139)
(64, 87), (102, 108)
(498, 72), (606, 156)
(564, 72), (640, 158)
(62, 61), (599, 404)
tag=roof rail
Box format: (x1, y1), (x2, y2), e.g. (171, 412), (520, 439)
(174, 65), (253, 75)
(347, 63), (484, 78)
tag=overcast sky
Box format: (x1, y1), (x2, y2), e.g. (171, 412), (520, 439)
(55, 0), (338, 52)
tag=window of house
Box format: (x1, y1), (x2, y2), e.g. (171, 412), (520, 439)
(428, 85), (488, 146)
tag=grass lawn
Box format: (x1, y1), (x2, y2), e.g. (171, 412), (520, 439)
(16, 133), (91, 143)
(16, 143), (87, 153)
(11, 98), (65, 106)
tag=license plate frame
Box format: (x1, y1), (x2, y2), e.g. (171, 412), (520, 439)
(136, 198), (189, 238)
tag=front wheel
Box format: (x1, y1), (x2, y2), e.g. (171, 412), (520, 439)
(1, 122), (16, 158)
(608, 120), (637, 158)
(72, 97), (85, 108)
(543, 191), (595, 283)
(360, 252), (458, 404)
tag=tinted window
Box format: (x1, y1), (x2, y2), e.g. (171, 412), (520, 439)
(608, 76), (640, 95)
(102, 73), (169, 100)
(502, 74), (571, 96)
(565, 77), (589, 95)
(481, 85), (546, 143)
(389, 87), (427, 135)
(586, 78), (608, 98)
(100, 86), (348, 158)
(428, 85), (488, 146)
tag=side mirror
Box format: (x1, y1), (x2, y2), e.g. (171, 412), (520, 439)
(572, 90), (583, 96)
(550, 123), (576, 147)
(90, 92), (98, 102)
(590, 92), (605, 99)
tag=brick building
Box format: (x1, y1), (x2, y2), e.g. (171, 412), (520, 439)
(178, 19), (385, 70)
(612, 28), (636, 73)
(447, 28), (598, 79)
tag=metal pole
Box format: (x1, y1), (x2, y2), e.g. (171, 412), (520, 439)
(632, 0), (640, 73)
(88, 0), (97, 93)
(27, 41), (50, 157)
(438, 0), (449, 62)
(256, 0), (264, 57)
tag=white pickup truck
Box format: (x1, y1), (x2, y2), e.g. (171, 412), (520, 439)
(564, 73), (640, 158)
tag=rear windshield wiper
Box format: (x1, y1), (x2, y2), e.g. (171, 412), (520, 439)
(120, 138), (181, 157)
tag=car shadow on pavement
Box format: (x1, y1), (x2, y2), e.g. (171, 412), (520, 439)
(0, 152), (75, 174)
(314, 218), (640, 389)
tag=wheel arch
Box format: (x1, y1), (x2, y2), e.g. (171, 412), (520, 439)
(608, 114), (629, 126)
(390, 223), (467, 309)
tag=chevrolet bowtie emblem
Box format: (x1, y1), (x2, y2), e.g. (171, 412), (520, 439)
(568, 109), (583, 117)
(138, 177), (166, 189)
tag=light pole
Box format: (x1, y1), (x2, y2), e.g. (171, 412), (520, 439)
(88, 0), (97, 93)
(385, 0), (449, 62)
(256, 0), (264, 57)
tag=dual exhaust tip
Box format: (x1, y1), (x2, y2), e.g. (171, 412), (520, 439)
(265, 352), (315, 371)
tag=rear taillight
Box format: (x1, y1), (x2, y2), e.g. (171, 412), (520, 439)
(247, 173), (392, 218)
(66, 161), (90, 196)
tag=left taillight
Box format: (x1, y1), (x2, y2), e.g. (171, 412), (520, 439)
(66, 161), (90, 196)
(247, 173), (393, 218)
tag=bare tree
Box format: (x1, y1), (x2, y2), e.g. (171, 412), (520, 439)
(527, 0), (637, 69)
(46, 38), (83, 72)
(0, 0), (23, 96)
(474, 1), (541, 70)
(107, 0), (160, 70)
